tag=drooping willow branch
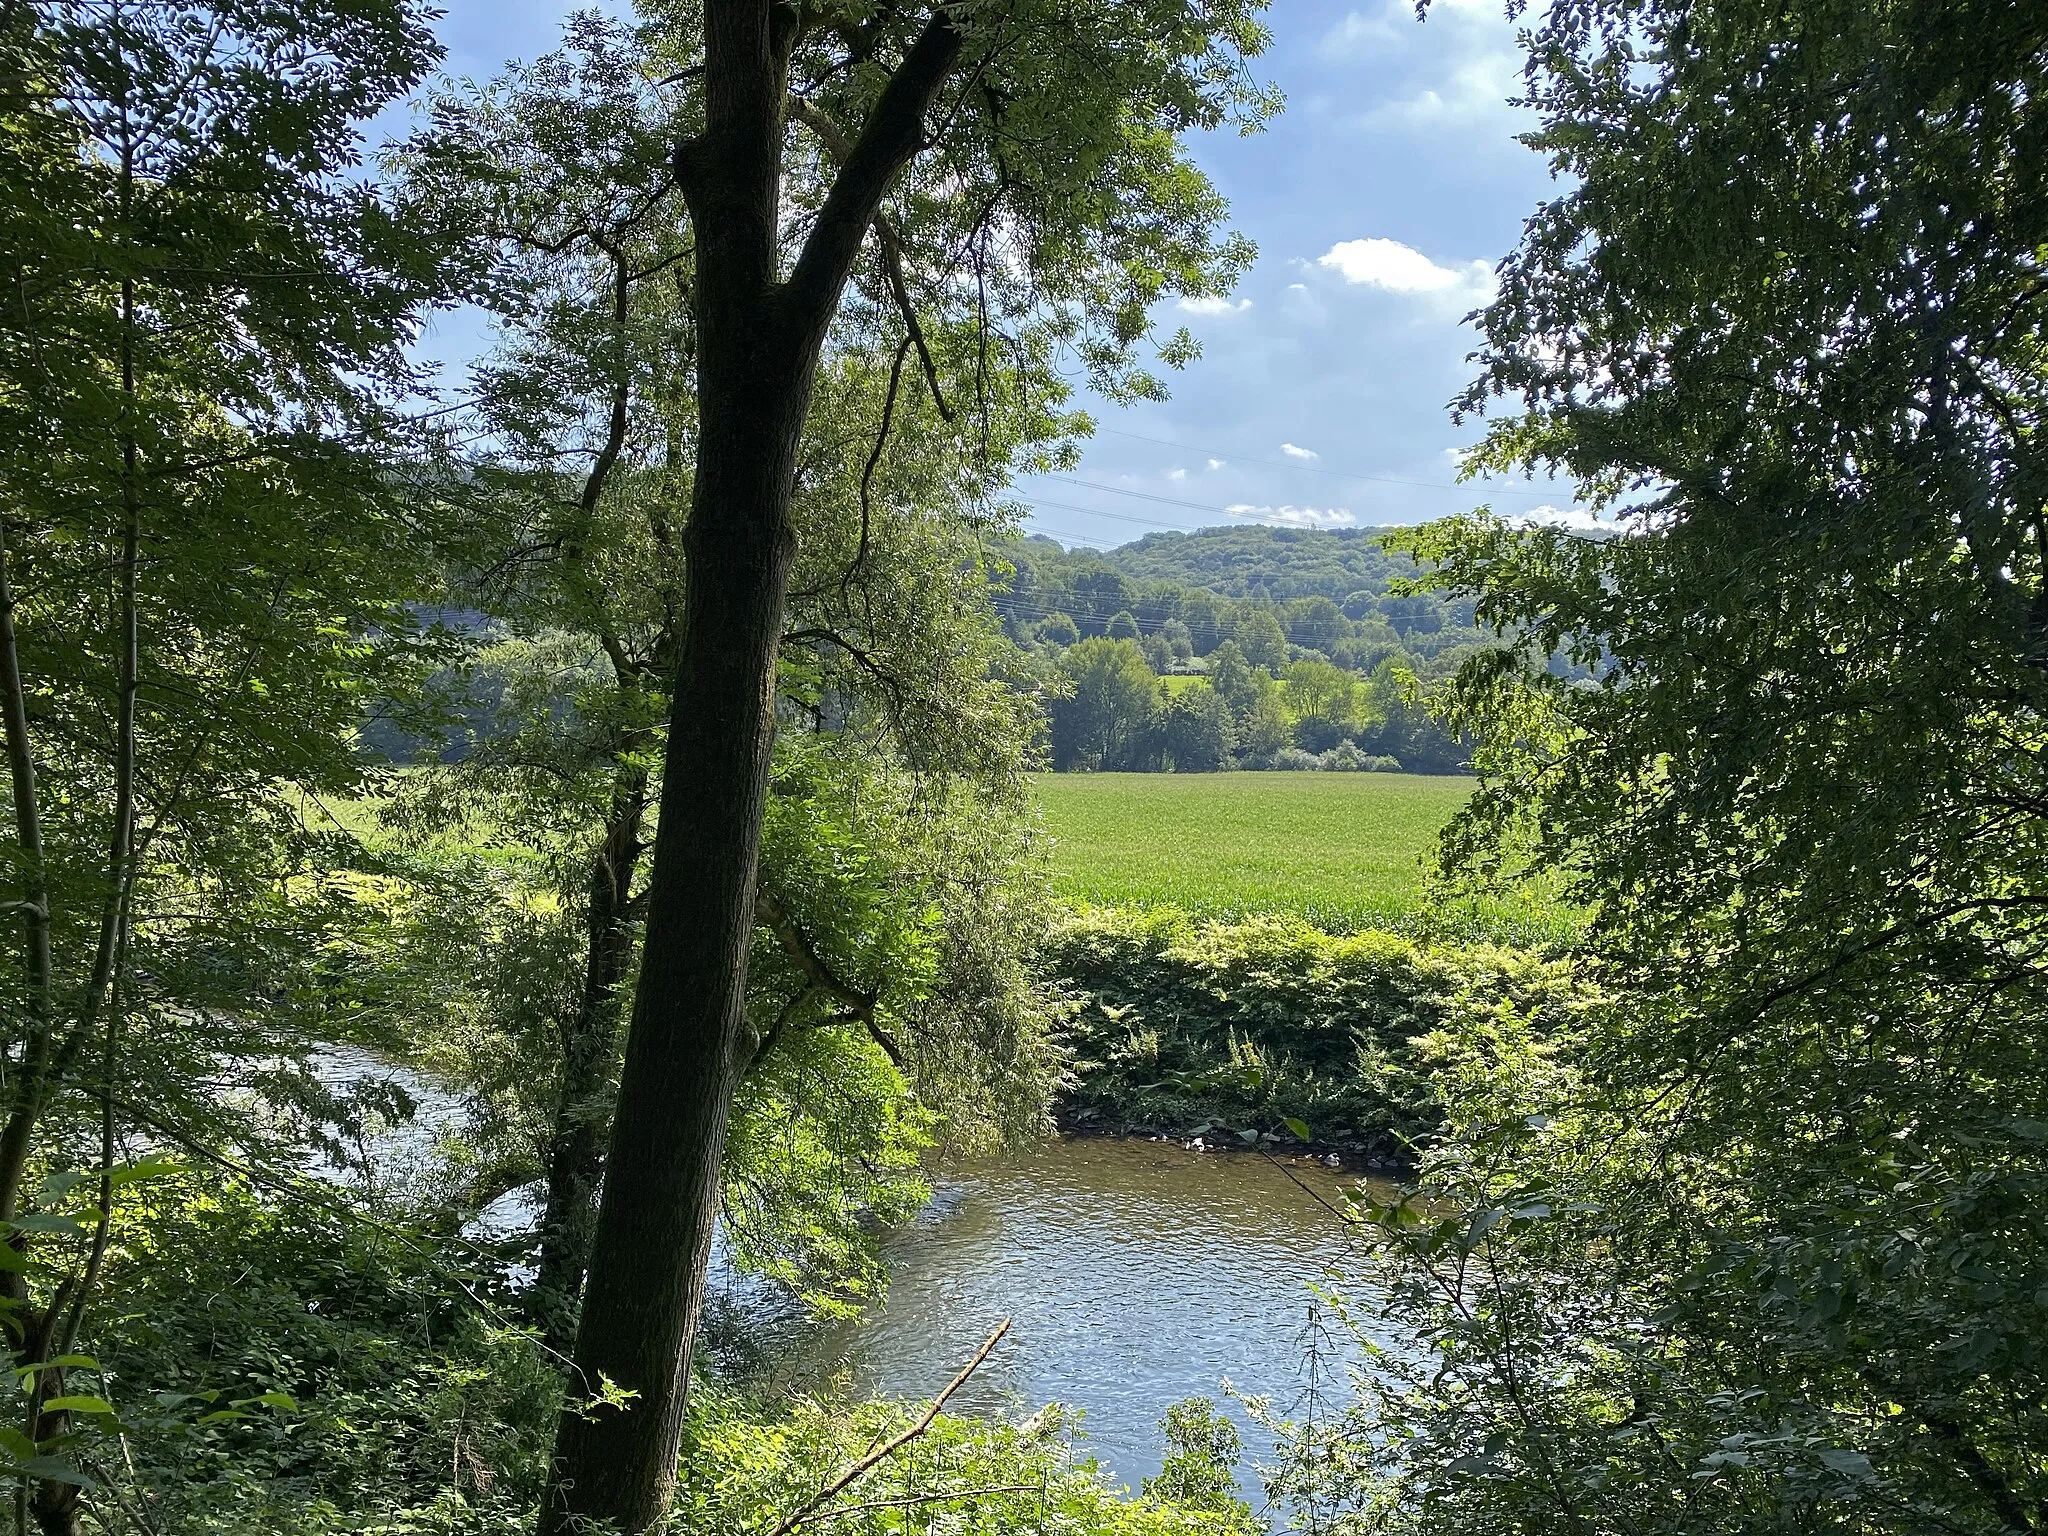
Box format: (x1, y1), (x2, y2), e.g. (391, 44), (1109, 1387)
(752, 888), (902, 1068)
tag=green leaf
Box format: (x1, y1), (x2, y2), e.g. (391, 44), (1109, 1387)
(16, 1356), (98, 1378)
(35, 1171), (87, 1205)
(108, 1157), (184, 1187)
(234, 1391), (299, 1413)
(40, 1396), (115, 1416)
(9, 1214), (85, 1236)
(1281, 1116), (1312, 1141)
(13, 1457), (94, 1488)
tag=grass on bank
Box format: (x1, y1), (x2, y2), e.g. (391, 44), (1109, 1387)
(1032, 771), (1573, 948)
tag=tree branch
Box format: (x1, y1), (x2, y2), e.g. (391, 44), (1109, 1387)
(782, 7), (967, 332)
(789, 96), (953, 423)
(755, 892), (884, 1034)
(762, 1318), (1012, 1536)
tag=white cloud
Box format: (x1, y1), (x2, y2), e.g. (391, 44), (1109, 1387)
(1167, 467), (1187, 482)
(1319, 6), (1404, 59)
(1320, 0), (1525, 125)
(1228, 503), (1357, 529)
(1177, 295), (1252, 315)
(1360, 48), (1522, 128)
(1280, 442), (1320, 460)
(1511, 504), (1603, 532)
(1206, 457), (1226, 471)
(1318, 238), (1495, 303)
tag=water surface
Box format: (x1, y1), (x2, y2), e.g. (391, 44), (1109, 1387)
(759, 1136), (1382, 1488)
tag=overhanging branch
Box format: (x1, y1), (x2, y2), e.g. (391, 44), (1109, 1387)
(782, 6), (966, 334)
(789, 96), (953, 423)
(754, 889), (901, 1068)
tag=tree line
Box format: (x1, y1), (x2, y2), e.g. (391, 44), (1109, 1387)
(1039, 638), (1465, 773)
(993, 528), (1497, 775)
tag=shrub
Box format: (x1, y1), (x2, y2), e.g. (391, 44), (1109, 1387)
(1045, 907), (1582, 1156)
(1291, 714), (1351, 754)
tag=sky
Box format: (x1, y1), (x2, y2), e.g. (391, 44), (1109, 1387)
(413, 0), (1583, 547)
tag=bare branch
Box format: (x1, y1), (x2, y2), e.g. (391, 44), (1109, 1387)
(761, 1318), (1013, 1536)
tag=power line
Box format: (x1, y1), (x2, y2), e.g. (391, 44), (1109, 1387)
(1023, 495), (1197, 530)
(1094, 427), (1567, 499)
(1019, 520), (1118, 550)
(1043, 475), (1273, 518)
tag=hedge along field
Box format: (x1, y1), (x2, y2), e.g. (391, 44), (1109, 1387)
(1032, 771), (1574, 948)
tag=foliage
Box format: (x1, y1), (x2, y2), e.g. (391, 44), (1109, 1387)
(1038, 630), (1465, 774)
(1143, 1398), (1255, 1530)
(71, 1171), (553, 1533)
(1152, 681), (1234, 772)
(67, 1168), (1245, 1535)
(1303, 0), (2048, 1529)
(0, 0), (465, 1511)
(1047, 907), (1581, 1151)
(1050, 639), (1161, 770)
(995, 530), (1486, 664)
(377, 10), (1075, 1346)
(678, 1385), (1254, 1536)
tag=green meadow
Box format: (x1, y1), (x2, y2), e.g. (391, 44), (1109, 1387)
(1033, 771), (1573, 946)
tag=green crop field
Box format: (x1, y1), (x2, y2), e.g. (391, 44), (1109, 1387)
(1033, 771), (1573, 947)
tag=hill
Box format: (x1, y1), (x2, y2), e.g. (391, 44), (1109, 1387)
(992, 527), (1478, 658)
(1092, 524), (1416, 602)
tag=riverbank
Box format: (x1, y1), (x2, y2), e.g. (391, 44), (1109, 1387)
(1043, 906), (1581, 1166)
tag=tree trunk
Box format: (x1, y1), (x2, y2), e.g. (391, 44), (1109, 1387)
(538, 7), (964, 1530)
(531, 765), (648, 1354)
(540, 357), (806, 1534)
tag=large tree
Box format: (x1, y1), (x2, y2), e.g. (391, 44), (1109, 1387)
(534, 1), (1270, 1528)
(389, 13), (1072, 1350)
(1288, 0), (2048, 1531)
(0, 0), (450, 1526)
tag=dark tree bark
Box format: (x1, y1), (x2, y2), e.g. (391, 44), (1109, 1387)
(530, 764), (648, 1354)
(538, 5), (966, 1531)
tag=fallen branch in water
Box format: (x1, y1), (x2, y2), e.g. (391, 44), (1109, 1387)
(761, 1317), (1013, 1536)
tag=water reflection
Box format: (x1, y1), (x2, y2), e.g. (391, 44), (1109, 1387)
(312, 1048), (1391, 1490)
(751, 1136), (1385, 1489)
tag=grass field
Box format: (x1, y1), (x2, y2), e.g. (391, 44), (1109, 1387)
(1033, 771), (1573, 947)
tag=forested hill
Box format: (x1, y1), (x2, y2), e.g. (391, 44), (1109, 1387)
(995, 525), (1483, 775)
(1083, 525), (1415, 602)
(991, 526), (1474, 659)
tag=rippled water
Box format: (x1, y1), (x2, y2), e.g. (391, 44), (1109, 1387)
(759, 1136), (1388, 1488)
(315, 1049), (1391, 1488)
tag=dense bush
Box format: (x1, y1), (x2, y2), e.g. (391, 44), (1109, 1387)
(1045, 908), (1582, 1157)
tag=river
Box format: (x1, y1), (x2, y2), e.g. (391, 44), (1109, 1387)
(322, 1051), (1386, 1491)
(728, 1136), (1384, 1490)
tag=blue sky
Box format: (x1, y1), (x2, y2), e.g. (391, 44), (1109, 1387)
(414, 0), (1583, 546)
